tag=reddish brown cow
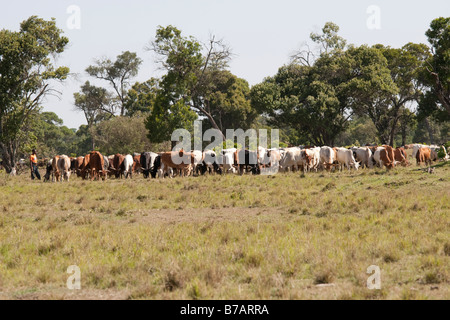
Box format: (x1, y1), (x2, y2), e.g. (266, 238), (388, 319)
(394, 147), (409, 166)
(80, 154), (91, 180)
(74, 156), (84, 177)
(89, 151), (105, 181)
(416, 147), (432, 166)
(159, 150), (195, 178)
(113, 154), (125, 179)
(132, 154), (141, 174)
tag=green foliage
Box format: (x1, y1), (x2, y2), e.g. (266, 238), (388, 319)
(147, 25), (253, 143)
(86, 51), (143, 116)
(251, 39), (396, 146)
(125, 79), (159, 117)
(0, 16), (69, 172)
(418, 17), (450, 121)
(74, 81), (113, 126)
(95, 115), (157, 155)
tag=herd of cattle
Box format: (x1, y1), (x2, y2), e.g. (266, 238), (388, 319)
(42, 143), (448, 182)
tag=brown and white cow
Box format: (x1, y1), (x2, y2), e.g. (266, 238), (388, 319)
(416, 147), (432, 166)
(394, 147), (409, 166)
(158, 150), (195, 178)
(373, 146), (395, 169)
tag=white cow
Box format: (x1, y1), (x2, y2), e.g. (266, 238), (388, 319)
(219, 149), (237, 174)
(320, 146), (336, 171)
(123, 154), (134, 179)
(279, 147), (302, 172)
(306, 147), (321, 172)
(335, 148), (360, 171)
(57, 155), (71, 182)
(191, 150), (203, 175)
(351, 147), (373, 169)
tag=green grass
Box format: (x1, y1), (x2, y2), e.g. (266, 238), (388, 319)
(0, 163), (449, 300)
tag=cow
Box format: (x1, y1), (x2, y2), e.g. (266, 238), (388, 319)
(140, 152), (159, 178)
(236, 149), (259, 175)
(320, 146), (336, 171)
(394, 147), (409, 166)
(279, 147), (302, 172)
(132, 153), (141, 175)
(57, 155), (71, 182)
(200, 150), (221, 175)
(158, 150), (194, 178)
(80, 154), (91, 180)
(191, 150), (204, 176)
(123, 154), (134, 179)
(416, 147), (432, 166)
(351, 147), (373, 169)
(373, 146), (395, 169)
(304, 147), (320, 172)
(43, 159), (53, 182)
(74, 156), (84, 177)
(89, 151), (105, 181)
(266, 149), (281, 170)
(219, 149), (237, 174)
(335, 148), (360, 171)
(51, 155), (60, 182)
(107, 155), (115, 178)
(113, 154), (125, 179)
(103, 155), (109, 180)
(412, 144), (426, 161)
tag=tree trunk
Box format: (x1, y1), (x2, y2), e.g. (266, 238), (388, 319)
(424, 118), (435, 145)
(389, 117), (399, 147)
(0, 141), (17, 175)
(401, 128), (407, 147)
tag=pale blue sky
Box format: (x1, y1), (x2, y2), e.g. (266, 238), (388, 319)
(2, 0), (449, 128)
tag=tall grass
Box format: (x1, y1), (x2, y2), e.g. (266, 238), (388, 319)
(0, 163), (448, 299)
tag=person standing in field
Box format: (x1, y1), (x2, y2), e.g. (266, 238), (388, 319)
(30, 149), (41, 180)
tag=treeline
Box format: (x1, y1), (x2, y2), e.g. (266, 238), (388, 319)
(0, 17), (449, 173)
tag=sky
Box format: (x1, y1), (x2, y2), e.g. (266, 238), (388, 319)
(1, 0), (449, 129)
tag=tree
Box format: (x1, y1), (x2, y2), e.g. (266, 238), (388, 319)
(21, 111), (77, 158)
(397, 107), (417, 146)
(252, 42), (396, 146)
(368, 43), (430, 145)
(419, 17), (450, 120)
(73, 81), (113, 149)
(124, 78), (159, 117)
(202, 70), (257, 132)
(147, 25), (236, 142)
(74, 81), (113, 126)
(93, 115), (162, 155)
(0, 16), (69, 173)
(86, 51), (142, 116)
(342, 45), (399, 145)
(291, 21), (346, 66)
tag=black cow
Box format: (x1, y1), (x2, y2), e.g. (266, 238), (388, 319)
(140, 152), (159, 179)
(237, 149), (260, 175)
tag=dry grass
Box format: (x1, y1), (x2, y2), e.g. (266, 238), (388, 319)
(0, 161), (449, 300)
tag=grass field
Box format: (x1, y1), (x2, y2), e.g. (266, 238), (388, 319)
(0, 161), (449, 300)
